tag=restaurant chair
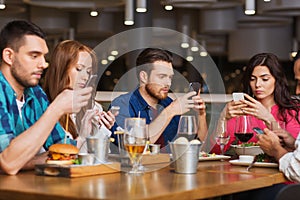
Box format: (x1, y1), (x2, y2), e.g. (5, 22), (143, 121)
(275, 184), (300, 200)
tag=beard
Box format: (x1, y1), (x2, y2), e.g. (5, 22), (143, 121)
(145, 83), (168, 100)
(11, 58), (39, 88)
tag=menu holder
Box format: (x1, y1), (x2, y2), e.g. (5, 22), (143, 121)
(35, 162), (121, 178)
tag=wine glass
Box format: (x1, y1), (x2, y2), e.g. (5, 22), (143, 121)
(124, 118), (147, 174)
(234, 116), (253, 155)
(215, 118), (230, 157)
(177, 115), (198, 141)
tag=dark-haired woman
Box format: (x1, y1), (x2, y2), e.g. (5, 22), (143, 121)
(212, 53), (300, 154)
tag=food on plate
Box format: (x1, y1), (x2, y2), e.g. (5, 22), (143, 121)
(46, 143), (79, 165)
(239, 142), (259, 147)
(256, 153), (277, 163)
(199, 151), (216, 157)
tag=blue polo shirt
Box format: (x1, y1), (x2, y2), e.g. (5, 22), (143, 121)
(110, 88), (180, 148)
(0, 71), (74, 152)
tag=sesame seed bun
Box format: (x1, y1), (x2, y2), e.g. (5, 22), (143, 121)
(48, 143), (79, 155)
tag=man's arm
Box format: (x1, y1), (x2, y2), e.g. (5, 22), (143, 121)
(256, 128), (300, 182)
(148, 92), (198, 143)
(0, 88), (92, 175)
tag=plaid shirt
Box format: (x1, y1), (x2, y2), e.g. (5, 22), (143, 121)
(0, 71), (74, 153)
(279, 134), (300, 182)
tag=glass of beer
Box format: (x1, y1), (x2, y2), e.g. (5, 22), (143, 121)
(124, 118), (147, 174)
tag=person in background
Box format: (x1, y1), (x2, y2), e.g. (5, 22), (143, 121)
(256, 50), (300, 183)
(0, 20), (92, 175)
(212, 53), (300, 154)
(293, 50), (300, 95)
(43, 40), (115, 151)
(110, 48), (207, 150)
(231, 52), (300, 200)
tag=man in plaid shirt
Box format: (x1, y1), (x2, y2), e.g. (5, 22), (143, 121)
(0, 20), (92, 175)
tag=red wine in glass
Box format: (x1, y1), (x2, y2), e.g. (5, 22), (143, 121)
(234, 132), (253, 143)
(234, 116), (253, 154)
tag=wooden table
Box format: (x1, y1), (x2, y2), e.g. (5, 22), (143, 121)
(0, 160), (287, 200)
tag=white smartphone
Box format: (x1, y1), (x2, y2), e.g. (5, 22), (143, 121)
(232, 92), (244, 101)
(85, 75), (98, 88)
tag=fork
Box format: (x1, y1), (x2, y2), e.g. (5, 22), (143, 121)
(247, 156), (257, 171)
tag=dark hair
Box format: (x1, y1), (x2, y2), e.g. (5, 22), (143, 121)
(242, 53), (300, 124)
(135, 48), (173, 80)
(294, 50), (300, 62)
(0, 20), (46, 62)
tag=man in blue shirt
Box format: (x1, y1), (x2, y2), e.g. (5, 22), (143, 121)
(0, 20), (92, 175)
(110, 48), (207, 151)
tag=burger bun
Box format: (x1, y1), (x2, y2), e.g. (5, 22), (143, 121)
(49, 143), (79, 155)
(46, 159), (74, 165)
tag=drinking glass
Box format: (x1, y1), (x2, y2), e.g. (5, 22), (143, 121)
(124, 118), (147, 174)
(234, 116), (253, 154)
(215, 119), (230, 157)
(177, 115), (198, 141)
(271, 121), (286, 131)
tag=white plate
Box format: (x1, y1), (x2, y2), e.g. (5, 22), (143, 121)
(229, 159), (278, 168)
(199, 154), (231, 161)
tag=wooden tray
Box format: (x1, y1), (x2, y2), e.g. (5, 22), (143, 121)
(35, 162), (120, 178)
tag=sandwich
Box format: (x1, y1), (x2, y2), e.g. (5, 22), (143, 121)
(46, 143), (79, 165)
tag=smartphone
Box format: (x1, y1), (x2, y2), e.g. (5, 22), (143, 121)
(232, 92), (244, 101)
(253, 127), (264, 135)
(188, 82), (201, 94)
(109, 106), (120, 115)
(85, 75), (98, 88)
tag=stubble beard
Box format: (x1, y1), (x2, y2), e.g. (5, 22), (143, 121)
(145, 83), (168, 100)
(11, 58), (39, 88)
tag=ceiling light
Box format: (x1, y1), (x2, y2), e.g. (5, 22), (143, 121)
(111, 50), (119, 56)
(181, 25), (190, 49)
(0, 0), (6, 9)
(186, 48), (193, 62)
(136, 0), (147, 13)
(124, 0), (134, 25)
(90, 10), (98, 17)
(101, 59), (108, 65)
(245, 0), (255, 15)
(108, 55), (115, 61)
(164, 5), (173, 11)
(291, 38), (298, 58)
(191, 31), (199, 52)
(199, 40), (208, 57)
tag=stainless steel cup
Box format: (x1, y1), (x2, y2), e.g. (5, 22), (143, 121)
(78, 153), (94, 165)
(86, 136), (110, 164)
(169, 142), (201, 174)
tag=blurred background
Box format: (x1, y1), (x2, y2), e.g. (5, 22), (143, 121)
(1, 0), (299, 94)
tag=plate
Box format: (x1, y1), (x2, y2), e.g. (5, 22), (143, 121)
(199, 154), (231, 161)
(229, 159), (278, 168)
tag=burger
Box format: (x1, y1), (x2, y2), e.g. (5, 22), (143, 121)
(46, 143), (79, 165)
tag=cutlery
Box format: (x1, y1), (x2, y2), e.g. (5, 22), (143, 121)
(247, 155), (257, 171)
